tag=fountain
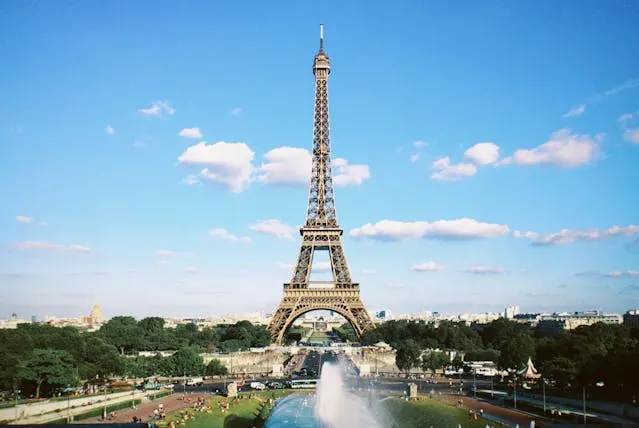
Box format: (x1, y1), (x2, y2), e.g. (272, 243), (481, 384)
(265, 361), (383, 427)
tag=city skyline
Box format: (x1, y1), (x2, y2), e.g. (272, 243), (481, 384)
(1, 2), (638, 318)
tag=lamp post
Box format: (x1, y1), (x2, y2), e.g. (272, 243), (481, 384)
(67, 388), (71, 423)
(14, 388), (20, 421)
(102, 380), (108, 420)
(490, 377), (494, 400)
(582, 381), (604, 425)
(513, 376), (518, 410)
(542, 379), (546, 414)
(473, 369), (477, 399)
(582, 385), (587, 425)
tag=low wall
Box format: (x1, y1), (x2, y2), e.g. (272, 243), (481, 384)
(202, 351), (288, 374)
(1, 390), (151, 424)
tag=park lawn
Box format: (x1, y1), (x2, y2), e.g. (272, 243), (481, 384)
(158, 391), (294, 428)
(380, 397), (488, 428)
(308, 331), (330, 343)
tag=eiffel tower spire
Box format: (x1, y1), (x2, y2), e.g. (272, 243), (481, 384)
(305, 23), (337, 229)
(268, 25), (375, 345)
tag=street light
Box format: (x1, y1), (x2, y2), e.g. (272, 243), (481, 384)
(542, 378), (547, 414)
(583, 381), (604, 425)
(473, 369), (477, 399)
(490, 377), (494, 400)
(513, 376), (518, 409)
(14, 388), (20, 421)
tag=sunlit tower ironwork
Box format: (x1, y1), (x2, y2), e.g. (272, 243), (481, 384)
(268, 25), (375, 345)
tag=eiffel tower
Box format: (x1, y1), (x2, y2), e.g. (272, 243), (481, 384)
(268, 25), (375, 345)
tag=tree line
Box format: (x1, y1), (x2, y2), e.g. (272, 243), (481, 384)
(0, 317), (269, 398)
(360, 318), (639, 399)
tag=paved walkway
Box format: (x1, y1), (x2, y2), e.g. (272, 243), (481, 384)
(83, 393), (208, 424)
(438, 394), (548, 427)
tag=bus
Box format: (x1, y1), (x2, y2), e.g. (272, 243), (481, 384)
(290, 379), (318, 389)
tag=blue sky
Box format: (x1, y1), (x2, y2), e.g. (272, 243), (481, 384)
(1, 1), (638, 319)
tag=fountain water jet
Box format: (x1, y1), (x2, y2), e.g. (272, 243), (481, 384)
(315, 363), (381, 428)
(265, 360), (384, 428)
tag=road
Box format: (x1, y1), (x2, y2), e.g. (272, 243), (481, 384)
(178, 373), (492, 397)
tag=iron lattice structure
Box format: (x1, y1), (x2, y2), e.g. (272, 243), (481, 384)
(268, 26), (375, 345)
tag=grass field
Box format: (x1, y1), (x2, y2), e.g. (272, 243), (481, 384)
(157, 390), (294, 428)
(379, 397), (490, 428)
(157, 391), (493, 428)
(308, 331), (330, 344)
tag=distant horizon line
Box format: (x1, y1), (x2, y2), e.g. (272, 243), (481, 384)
(4, 306), (635, 321)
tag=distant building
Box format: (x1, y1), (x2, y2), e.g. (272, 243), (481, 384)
(623, 309), (639, 328)
(89, 304), (105, 325)
(375, 310), (391, 319)
(31, 315), (37, 323)
(504, 305), (520, 319)
(0, 313), (30, 329)
(537, 311), (622, 334)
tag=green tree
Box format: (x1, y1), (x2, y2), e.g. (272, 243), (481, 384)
(206, 359), (229, 376)
(18, 349), (76, 398)
(540, 357), (578, 388)
(421, 351), (449, 374)
(171, 347), (205, 376)
(82, 336), (124, 379)
(395, 340), (421, 374)
(99, 316), (144, 355)
(498, 333), (535, 370)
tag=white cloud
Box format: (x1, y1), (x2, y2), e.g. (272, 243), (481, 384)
(350, 218), (510, 241)
(178, 141), (255, 193)
(562, 104), (586, 118)
(623, 129), (639, 144)
(602, 78), (639, 98)
(249, 219), (295, 241)
(16, 215), (34, 224)
(155, 249), (193, 257)
(184, 266), (200, 274)
(386, 283), (404, 289)
(14, 241), (91, 253)
(278, 261), (331, 272)
(464, 142), (500, 165)
(409, 153), (420, 163)
(312, 262), (332, 272)
(209, 228), (251, 243)
(256, 147), (370, 187)
(607, 271), (639, 277)
(182, 174), (201, 186)
(139, 100), (175, 117)
(256, 147), (310, 185)
(409, 261), (444, 272)
(619, 113), (634, 123)
(231, 107), (243, 117)
(500, 129), (603, 168)
(465, 266), (506, 274)
(178, 127), (203, 139)
(105, 125), (115, 135)
(134, 141), (146, 148)
(277, 262), (293, 270)
(413, 141), (426, 149)
(514, 225), (639, 246)
(362, 268), (377, 275)
(333, 158), (370, 186)
(430, 157), (477, 181)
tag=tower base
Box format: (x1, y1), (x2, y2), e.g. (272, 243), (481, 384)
(268, 287), (375, 345)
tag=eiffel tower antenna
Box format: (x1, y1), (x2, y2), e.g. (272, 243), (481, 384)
(268, 25), (375, 345)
